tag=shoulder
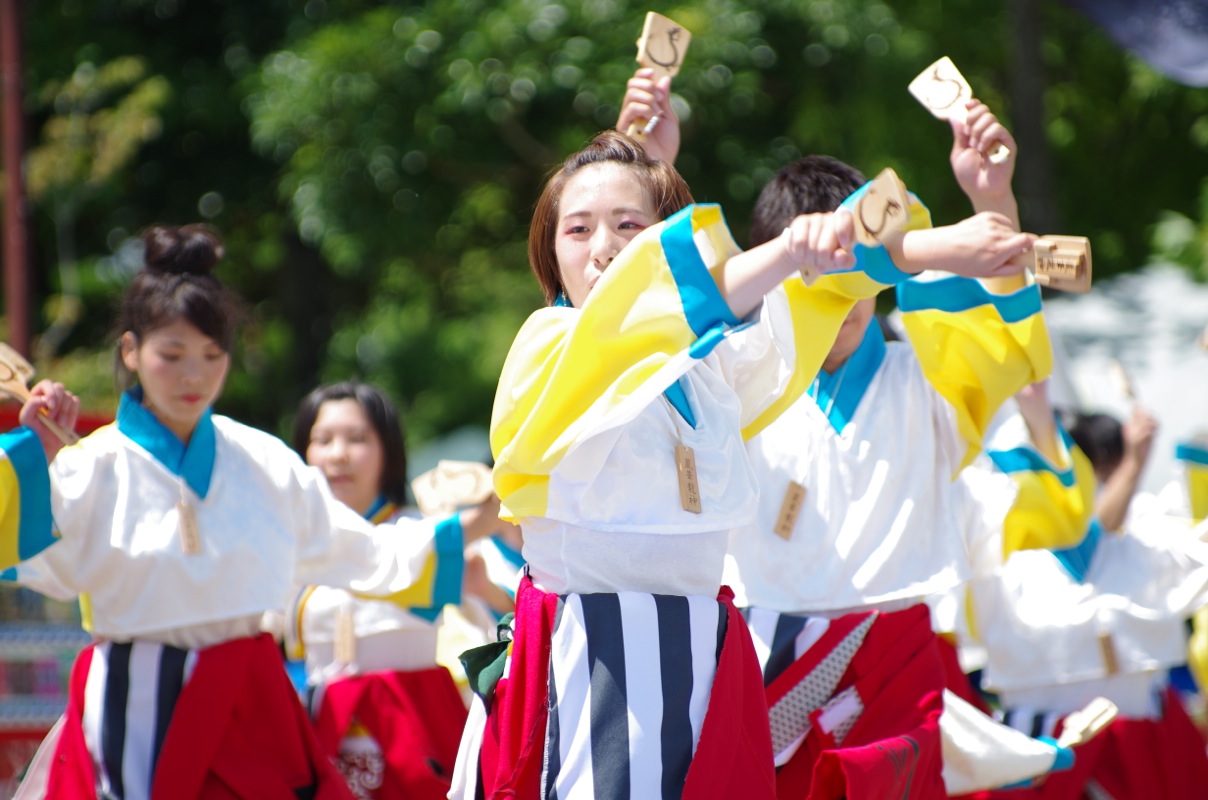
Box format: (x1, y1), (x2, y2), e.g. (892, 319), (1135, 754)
(212, 415), (307, 476)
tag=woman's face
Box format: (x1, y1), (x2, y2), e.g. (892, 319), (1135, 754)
(121, 317), (229, 443)
(305, 398), (385, 516)
(554, 162), (657, 307)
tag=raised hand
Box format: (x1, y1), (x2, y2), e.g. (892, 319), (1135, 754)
(616, 68), (681, 164)
(950, 100), (1018, 217)
(899, 212), (1035, 279)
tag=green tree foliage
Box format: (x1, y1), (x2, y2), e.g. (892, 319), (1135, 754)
(16, 0), (1208, 449)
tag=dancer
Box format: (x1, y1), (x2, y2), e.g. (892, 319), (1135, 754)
(449, 129), (1035, 799)
(2, 224), (492, 799)
(288, 381), (502, 800)
(718, 102), (1080, 797)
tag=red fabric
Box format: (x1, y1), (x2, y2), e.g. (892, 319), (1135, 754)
(476, 578), (776, 799)
(47, 635), (354, 800)
(772, 604), (947, 800)
(314, 666), (468, 799)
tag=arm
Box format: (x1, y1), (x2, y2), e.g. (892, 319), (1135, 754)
(1014, 380), (1064, 466)
(950, 99), (1026, 293)
(1096, 406), (1157, 532)
(616, 67), (681, 164)
(19, 380), (79, 464)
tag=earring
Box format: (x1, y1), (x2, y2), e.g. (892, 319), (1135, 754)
(555, 289), (572, 308)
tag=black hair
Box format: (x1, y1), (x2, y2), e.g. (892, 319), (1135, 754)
(1068, 412), (1124, 476)
(114, 224), (242, 388)
(292, 381), (409, 506)
(749, 155), (867, 246)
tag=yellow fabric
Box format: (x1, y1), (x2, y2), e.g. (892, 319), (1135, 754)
(78, 593), (94, 633)
(1187, 463), (1208, 523)
(1190, 605), (1208, 692)
(0, 456), (20, 570)
(902, 305), (1053, 472)
(490, 204), (904, 522)
(350, 554), (439, 608)
(1001, 446), (1096, 559)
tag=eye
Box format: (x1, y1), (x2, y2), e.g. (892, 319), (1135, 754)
(204, 351), (225, 362)
(564, 224), (589, 235)
(619, 220), (647, 231)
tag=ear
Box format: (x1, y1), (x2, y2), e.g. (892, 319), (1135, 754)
(119, 332), (140, 373)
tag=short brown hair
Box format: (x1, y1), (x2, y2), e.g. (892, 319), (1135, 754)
(528, 131), (694, 304)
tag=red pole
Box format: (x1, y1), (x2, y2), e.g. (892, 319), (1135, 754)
(0, 0), (29, 356)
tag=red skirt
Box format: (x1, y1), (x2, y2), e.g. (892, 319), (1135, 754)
(314, 666), (468, 800)
(45, 634), (353, 800)
(474, 577), (777, 799)
(770, 604), (947, 800)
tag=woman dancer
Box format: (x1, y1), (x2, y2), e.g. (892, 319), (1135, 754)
(4, 224), (491, 799)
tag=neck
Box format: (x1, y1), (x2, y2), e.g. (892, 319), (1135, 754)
(821, 351), (851, 374)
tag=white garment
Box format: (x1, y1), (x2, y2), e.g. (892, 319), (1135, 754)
(12, 417), (445, 650)
(725, 343), (972, 613)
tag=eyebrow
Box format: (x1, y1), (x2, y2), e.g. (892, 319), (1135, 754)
(560, 206), (652, 222)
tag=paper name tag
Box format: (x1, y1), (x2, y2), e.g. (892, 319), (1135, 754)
(909, 56), (1009, 164)
(1097, 630), (1120, 675)
(774, 481), (807, 540)
(1032, 235), (1092, 293)
(674, 444), (702, 514)
(335, 605), (356, 665)
(636, 12), (691, 79)
(851, 168), (911, 247)
(177, 501), (202, 556)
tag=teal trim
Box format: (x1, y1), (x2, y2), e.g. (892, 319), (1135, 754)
(1050, 518), (1103, 584)
(986, 423), (1078, 489)
(2, 428), (54, 562)
(828, 181), (914, 284)
(1040, 737), (1075, 773)
(1176, 441), (1208, 467)
(284, 659), (309, 694)
(661, 204), (741, 343)
(363, 495), (388, 521)
(408, 513), (466, 622)
(897, 274), (1042, 325)
(117, 387), (216, 499)
(0, 566), (16, 582)
(662, 377), (697, 429)
(808, 322), (886, 434)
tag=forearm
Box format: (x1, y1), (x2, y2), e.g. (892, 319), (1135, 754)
(713, 231), (798, 319)
(1096, 459), (1144, 532)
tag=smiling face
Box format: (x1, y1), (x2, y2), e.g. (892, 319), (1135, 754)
(121, 318), (229, 443)
(554, 162), (658, 308)
(305, 398), (386, 516)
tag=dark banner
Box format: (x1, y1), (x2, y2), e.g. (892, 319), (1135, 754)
(1065, 0), (1208, 86)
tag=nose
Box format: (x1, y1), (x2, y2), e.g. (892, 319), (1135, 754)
(589, 226), (621, 270)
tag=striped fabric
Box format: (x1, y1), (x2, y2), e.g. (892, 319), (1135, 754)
(540, 591), (727, 800)
(742, 606), (831, 686)
(999, 707), (1063, 741)
(80, 640), (199, 800)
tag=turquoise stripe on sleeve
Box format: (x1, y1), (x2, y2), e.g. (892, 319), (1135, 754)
(408, 513), (466, 622)
(3, 428), (54, 562)
(986, 425), (1078, 488)
(896, 274), (1042, 324)
(833, 181), (913, 284)
(1050, 518), (1103, 584)
(0, 566), (16, 582)
(1000, 737), (1074, 789)
(660, 205), (741, 339)
(1176, 442), (1208, 467)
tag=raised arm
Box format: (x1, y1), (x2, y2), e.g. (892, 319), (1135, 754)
(616, 67), (681, 164)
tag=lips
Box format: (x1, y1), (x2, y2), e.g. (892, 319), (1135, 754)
(180, 394), (203, 404)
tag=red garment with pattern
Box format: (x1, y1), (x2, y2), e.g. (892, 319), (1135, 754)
(476, 577), (777, 799)
(44, 634), (353, 800)
(771, 604), (947, 799)
(314, 666), (467, 799)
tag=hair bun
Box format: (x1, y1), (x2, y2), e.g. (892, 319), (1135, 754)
(141, 224), (224, 276)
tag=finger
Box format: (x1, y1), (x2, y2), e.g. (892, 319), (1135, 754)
(833, 209), (855, 250)
(949, 115), (970, 155)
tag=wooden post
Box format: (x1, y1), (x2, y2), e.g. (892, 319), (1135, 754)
(0, 0), (30, 356)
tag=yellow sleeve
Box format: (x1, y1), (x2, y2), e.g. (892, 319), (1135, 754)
(1176, 441), (1208, 523)
(1190, 605), (1208, 692)
(0, 427), (55, 573)
(897, 276), (1053, 471)
(987, 424), (1096, 558)
(492, 200), (919, 520)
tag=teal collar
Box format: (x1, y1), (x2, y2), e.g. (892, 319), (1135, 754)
(809, 321), (886, 434)
(1050, 518), (1103, 584)
(117, 387), (216, 499)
